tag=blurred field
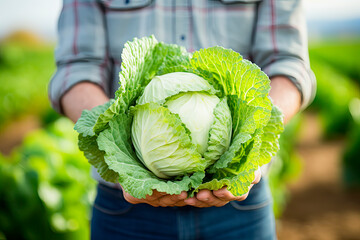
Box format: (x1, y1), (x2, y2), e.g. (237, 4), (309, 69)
(0, 32), (360, 240)
(309, 41), (360, 84)
(0, 32), (96, 240)
(276, 39), (360, 240)
(277, 113), (360, 240)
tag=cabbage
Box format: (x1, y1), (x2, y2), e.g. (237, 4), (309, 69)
(74, 36), (284, 198)
(131, 73), (231, 179)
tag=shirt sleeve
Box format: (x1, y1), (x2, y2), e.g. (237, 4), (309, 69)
(251, 0), (316, 110)
(48, 0), (112, 114)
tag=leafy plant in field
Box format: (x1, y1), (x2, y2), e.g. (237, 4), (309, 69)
(343, 122), (360, 188)
(0, 118), (95, 240)
(0, 42), (56, 129)
(269, 115), (303, 217)
(309, 40), (360, 83)
(343, 99), (360, 188)
(309, 59), (360, 138)
(309, 40), (360, 186)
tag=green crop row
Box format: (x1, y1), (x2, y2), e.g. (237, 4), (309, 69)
(0, 118), (96, 240)
(0, 42), (57, 129)
(309, 39), (360, 83)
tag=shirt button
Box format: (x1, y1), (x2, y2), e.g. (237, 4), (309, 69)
(180, 35), (186, 41)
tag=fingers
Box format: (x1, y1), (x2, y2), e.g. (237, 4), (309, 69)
(213, 186), (249, 202)
(122, 190), (143, 204)
(184, 169), (262, 207)
(252, 167), (262, 184)
(195, 189), (229, 207)
(183, 189), (229, 208)
(122, 168), (262, 207)
(212, 169), (261, 202)
(184, 196), (213, 208)
(122, 188), (188, 207)
(157, 191), (188, 207)
(145, 190), (167, 201)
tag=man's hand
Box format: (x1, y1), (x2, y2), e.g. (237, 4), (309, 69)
(122, 189), (188, 207)
(122, 168), (261, 208)
(184, 168), (261, 207)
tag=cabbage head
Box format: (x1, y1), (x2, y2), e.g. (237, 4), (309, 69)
(75, 36), (284, 198)
(131, 72), (232, 179)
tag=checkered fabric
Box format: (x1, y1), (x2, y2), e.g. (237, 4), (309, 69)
(49, 0), (316, 112)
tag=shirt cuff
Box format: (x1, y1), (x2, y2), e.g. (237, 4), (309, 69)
(48, 62), (110, 114)
(263, 59), (316, 110)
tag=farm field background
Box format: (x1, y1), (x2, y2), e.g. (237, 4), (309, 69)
(1, 2), (360, 236)
(277, 40), (360, 240)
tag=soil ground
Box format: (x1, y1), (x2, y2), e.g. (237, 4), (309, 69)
(277, 113), (360, 240)
(0, 115), (40, 155)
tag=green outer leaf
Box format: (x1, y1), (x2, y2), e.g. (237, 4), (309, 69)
(197, 107), (284, 196)
(116, 35), (159, 99)
(74, 100), (114, 137)
(131, 102), (207, 178)
(92, 97), (127, 134)
(208, 132), (252, 173)
(208, 95), (265, 172)
(196, 168), (256, 197)
(196, 133), (259, 196)
(156, 43), (191, 75)
(93, 36), (159, 133)
(74, 100), (118, 182)
(190, 47), (272, 128)
(258, 105), (284, 166)
(78, 134), (118, 182)
(204, 97), (232, 165)
(188, 46), (273, 179)
(190, 47), (270, 100)
(108, 112), (137, 161)
(92, 37), (193, 134)
(231, 95), (272, 137)
(222, 128), (262, 177)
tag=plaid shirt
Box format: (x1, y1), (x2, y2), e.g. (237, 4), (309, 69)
(49, 0), (316, 112)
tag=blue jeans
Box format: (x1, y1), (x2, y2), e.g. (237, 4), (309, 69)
(91, 179), (276, 240)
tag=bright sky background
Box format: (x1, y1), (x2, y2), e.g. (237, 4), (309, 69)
(304, 0), (360, 20)
(0, 0), (359, 41)
(0, 0), (62, 41)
